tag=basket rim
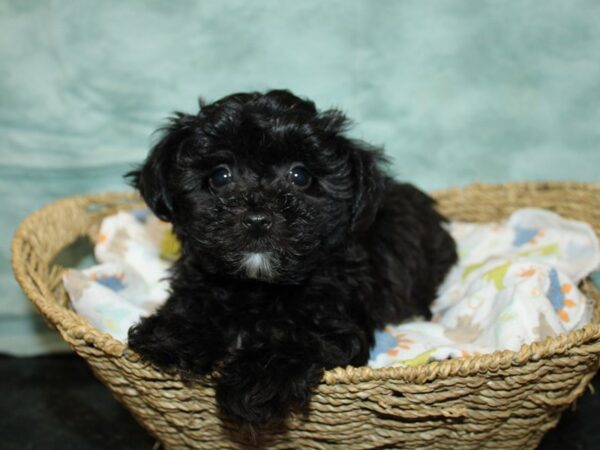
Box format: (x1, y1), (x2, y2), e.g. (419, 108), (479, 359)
(11, 181), (600, 385)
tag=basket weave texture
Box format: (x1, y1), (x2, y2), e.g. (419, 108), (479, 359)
(12, 182), (600, 450)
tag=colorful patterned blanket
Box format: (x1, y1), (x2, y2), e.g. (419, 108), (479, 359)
(63, 208), (600, 367)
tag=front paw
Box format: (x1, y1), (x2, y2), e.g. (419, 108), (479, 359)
(215, 356), (322, 426)
(128, 315), (178, 369)
(128, 315), (217, 376)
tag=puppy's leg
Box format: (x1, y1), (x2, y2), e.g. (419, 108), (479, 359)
(216, 347), (322, 427)
(215, 318), (369, 426)
(128, 295), (226, 377)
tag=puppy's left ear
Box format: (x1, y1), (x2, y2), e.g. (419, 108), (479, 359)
(125, 113), (196, 222)
(348, 143), (387, 234)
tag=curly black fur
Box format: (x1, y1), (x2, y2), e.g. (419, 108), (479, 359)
(126, 90), (457, 428)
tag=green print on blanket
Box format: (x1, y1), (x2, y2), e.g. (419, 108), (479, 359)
(518, 244), (560, 258)
(389, 349), (437, 367)
(483, 261), (512, 290)
(462, 261), (488, 281)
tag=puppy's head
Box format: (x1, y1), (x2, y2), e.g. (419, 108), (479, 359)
(128, 90), (386, 283)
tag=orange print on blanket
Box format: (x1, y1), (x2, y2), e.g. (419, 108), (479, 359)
(561, 284), (572, 294)
(557, 296), (575, 323)
(385, 332), (414, 356)
(394, 332), (414, 346)
(518, 267), (537, 278)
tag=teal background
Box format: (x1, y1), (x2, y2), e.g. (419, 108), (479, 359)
(2, 1), (600, 354)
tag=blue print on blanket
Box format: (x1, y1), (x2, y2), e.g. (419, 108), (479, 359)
(96, 274), (126, 292)
(371, 330), (398, 356)
(512, 227), (540, 246)
(131, 208), (151, 224)
(546, 269), (564, 310)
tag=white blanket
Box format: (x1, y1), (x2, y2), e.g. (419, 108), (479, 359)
(63, 208), (600, 367)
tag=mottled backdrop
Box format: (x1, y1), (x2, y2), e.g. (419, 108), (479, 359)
(2, 0), (600, 354)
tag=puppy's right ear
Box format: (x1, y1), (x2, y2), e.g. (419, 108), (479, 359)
(126, 113), (196, 222)
(348, 143), (387, 234)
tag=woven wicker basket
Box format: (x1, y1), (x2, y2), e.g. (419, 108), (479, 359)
(12, 182), (600, 450)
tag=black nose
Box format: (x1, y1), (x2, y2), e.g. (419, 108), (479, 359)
(242, 212), (272, 231)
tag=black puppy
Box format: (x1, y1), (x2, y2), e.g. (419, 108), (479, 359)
(127, 90), (457, 427)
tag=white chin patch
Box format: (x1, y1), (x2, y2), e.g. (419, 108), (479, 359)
(240, 252), (274, 280)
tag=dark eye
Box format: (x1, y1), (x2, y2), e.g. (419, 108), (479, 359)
(288, 165), (312, 188)
(209, 165), (233, 189)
